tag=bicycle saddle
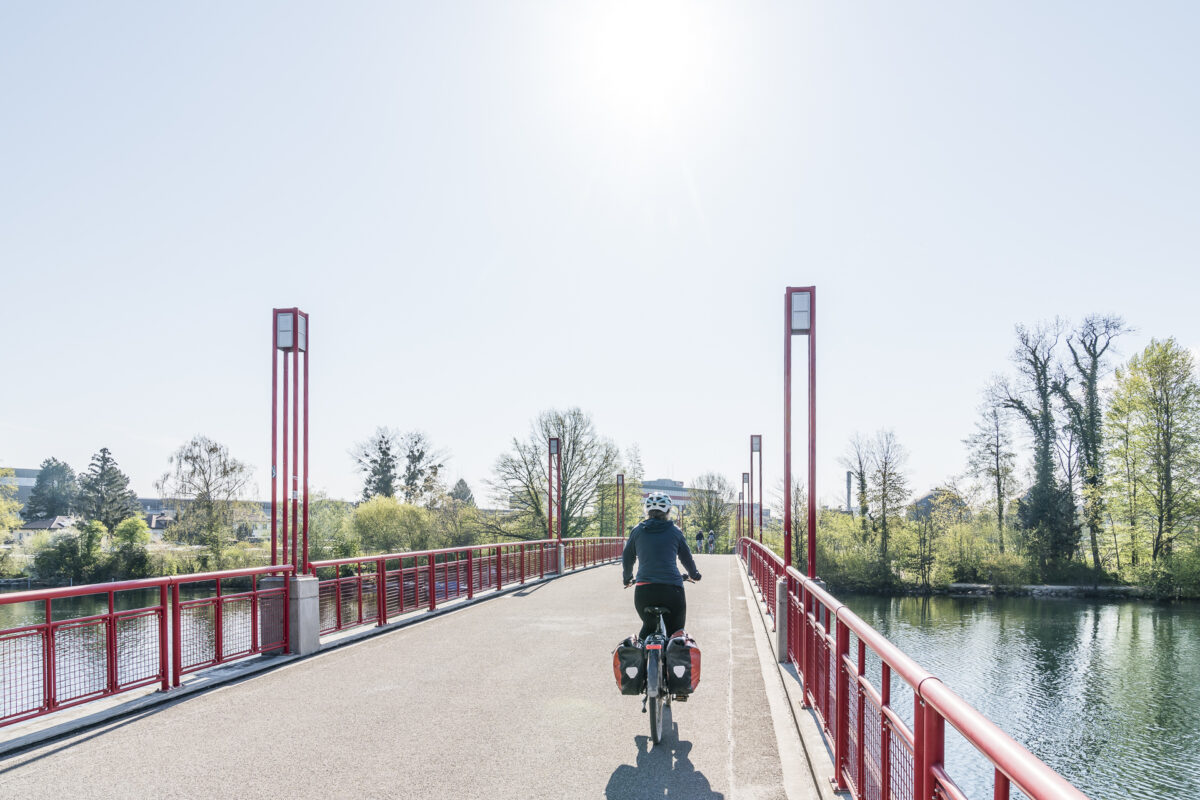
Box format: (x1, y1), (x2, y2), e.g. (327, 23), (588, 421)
(644, 606), (672, 616)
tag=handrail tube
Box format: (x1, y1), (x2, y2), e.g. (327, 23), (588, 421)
(0, 565), (295, 608)
(921, 679), (1088, 800)
(308, 539), (568, 570)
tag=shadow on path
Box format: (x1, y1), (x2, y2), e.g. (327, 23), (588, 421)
(605, 707), (723, 799)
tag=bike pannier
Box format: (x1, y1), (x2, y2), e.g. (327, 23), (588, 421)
(613, 636), (646, 695)
(665, 631), (701, 694)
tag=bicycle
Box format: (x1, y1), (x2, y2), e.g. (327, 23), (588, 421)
(629, 575), (696, 745)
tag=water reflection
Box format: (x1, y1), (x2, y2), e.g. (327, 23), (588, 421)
(841, 594), (1200, 800)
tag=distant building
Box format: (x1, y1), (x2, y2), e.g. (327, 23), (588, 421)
(12, 516), (75, 545)
(641, 478), (693, 508)
(0, 468), (40, 508)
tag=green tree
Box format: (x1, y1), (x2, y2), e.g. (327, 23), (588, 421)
(964, 403), (1016, 553)
(1124, 339), (1200, 561)
(157, 436), (256, 570)
(34, 520), (106, 584)
(307, 493), (358, 561)
(107, 517), (153, 579)
(77, 448), (141, 533)
(688, 473), (735, 550)
(0, 467), (22, 575)
(352, 427), (400, 501)
(25, 457), (78, 519)
(449, 478), (475, 506)
(868, 430), (910, 564)
(350, 495), (430, 553)
(1106, 366), (1144, 568)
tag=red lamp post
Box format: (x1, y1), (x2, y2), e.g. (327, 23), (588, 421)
(616, 473), (625, 537)
(750, 436), (763, 543)
(548, 438), (562, 540)
(271, 308), (310, 572)
(742, 472), (750, 543)
(784, 286), (816, 577)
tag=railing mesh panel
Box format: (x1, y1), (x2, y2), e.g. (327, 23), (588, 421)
(220, 596), (254, 658)
(259, 589), (286, 650)
(179, 603), (216, 671)
(848, 678), (861, 797)
(115, 612), (160, 687)
(863, 693), (883, 800)
(318, 581), (339, 633)
(890, 722), (915, 800)
(54, 619), (108, 704)
(0, 628), (45, 722)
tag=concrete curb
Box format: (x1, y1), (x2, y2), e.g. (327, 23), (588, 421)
(0, 560), (616, 760)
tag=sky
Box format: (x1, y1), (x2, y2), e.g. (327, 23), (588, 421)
(3, 2), (1199, 512)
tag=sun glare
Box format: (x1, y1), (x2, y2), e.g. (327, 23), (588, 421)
(581, 1), (711, 130)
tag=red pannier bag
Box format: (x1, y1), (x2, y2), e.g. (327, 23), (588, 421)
(665, 630), (701, 694)
(613, 636), (646, 695)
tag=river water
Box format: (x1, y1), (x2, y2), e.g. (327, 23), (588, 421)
(839, 593), (1200, 800)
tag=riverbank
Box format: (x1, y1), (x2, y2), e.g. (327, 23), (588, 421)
(945, 582), (1153, 599)
(828, 580), (1185, 601)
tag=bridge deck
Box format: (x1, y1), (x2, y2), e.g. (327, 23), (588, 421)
(0, 555), (815, 799)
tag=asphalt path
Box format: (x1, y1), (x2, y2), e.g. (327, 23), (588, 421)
(0, 555), (804, 799)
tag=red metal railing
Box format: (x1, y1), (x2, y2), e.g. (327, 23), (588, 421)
(311, 537), (624, 636)
(737, 537), (1089, 800)
(0, 565), (292, 729)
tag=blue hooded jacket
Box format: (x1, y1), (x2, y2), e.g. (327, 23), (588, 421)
(622, 518), (702, 586)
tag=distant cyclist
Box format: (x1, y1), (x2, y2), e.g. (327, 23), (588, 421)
(706, 530), (716, 554)
(623, 491), (702, 641)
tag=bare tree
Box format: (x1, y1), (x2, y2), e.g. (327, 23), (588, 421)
(1053, 314), (1128, 574)
(158, 436), (256, 569)
(995, 320), (1077, 572)
(351, 427), (400, 501)
(841, 433), (872, 543)
(485, 408), (621, 541)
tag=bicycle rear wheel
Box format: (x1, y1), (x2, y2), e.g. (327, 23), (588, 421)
(646, 649), (665, 744)
(649, 691), (665, 743)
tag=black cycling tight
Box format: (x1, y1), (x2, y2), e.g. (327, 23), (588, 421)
(633, 583), (687, 640)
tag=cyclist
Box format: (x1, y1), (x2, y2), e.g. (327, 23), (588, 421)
(623, 491), (702, 641)
(706, 530), (716, 554)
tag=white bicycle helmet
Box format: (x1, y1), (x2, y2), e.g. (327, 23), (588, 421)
(644, 491), (673, 515)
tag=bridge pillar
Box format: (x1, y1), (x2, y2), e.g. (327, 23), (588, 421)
(775, 577), (788, 663)
(557, 543), (566, 575)
(288, 575), (321, 656)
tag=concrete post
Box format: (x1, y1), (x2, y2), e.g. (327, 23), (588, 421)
(287, 575), (321, 656)
(558, 543), (566, 575)
(775, 577), (788, 663)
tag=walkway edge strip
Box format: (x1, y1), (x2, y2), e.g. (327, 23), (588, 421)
(737, 558), (841, 800)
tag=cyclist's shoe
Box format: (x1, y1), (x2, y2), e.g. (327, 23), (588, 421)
(673, 694), (689, 702)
